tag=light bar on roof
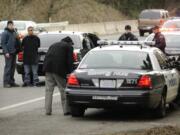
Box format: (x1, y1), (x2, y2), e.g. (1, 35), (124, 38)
(97, 40), (155, 46)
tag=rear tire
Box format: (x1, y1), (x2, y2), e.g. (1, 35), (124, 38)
(139, 30), (144, 36)
(71, 106), (85, 117)
(154, 93), (166, 118)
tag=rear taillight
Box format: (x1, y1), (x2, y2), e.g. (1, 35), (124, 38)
(67, 74), (79, 86)
(160, 19), (164, 25)
(138, 75), (152, 88)
(73, 52), (78, 62)
(18, 34), (24, 40)
(18, 52), (23, 62)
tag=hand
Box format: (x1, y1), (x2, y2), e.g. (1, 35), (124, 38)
(5, 53), (10, 58)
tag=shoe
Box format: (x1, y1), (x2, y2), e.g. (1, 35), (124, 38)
(4, 84), (11, 88)
(11, 83), (19, 87)
(64, 112), (71, 116)
(22, 83), (30, 87)
(46, 112), (52, 115)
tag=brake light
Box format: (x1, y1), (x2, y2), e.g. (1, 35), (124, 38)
(160, 19), (164, 25)
(67, 74), (79, 86)
(138, 75), (152, 88)
(18, 52), (23, 62)
(73, 52), (78, 62)
(18, 34), (24, 40)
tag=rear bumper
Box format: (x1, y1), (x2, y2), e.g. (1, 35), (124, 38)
(138, 26), (154, 31)
(66, 88), (162, 109)
(16, 62), (45, 76)
(16, 61), (79, 76)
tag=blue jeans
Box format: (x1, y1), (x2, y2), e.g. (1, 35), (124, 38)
(3, 54), (16, 85)
(24, 65), (39, 85)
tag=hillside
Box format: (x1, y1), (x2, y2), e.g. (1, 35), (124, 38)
(0, 0), (126, 23)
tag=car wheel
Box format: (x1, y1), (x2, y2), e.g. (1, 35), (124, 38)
(71, 106), (85, 117)
(154, 94), (166, 118)
(139, 30), (144, 36)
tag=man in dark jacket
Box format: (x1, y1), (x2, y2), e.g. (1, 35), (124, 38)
(152, 25), (166, 53)
(118, 25), (138, 41)
(1, 20), (20, 88)
(22, 26), (40, 87)
(43, 36), (74, 115)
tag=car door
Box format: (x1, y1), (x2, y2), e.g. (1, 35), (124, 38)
(154, 50), (178, 101)
(158, 50), (179, 100)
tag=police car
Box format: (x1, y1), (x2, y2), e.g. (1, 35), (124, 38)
(65, 40), (180, 118)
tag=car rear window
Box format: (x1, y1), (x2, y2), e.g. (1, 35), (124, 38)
(79, 50), (152, 70)
(139, 11), (161, 19)
(162, 21), (180, 28)
(147, 33), (180, 48)
(38, 34), (81, 49)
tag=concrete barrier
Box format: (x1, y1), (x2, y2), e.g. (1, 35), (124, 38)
(65, 20), (138, 35)
(38, 20), (138, 35)
(37, 21), (69, 31)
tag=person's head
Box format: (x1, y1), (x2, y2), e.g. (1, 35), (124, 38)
(152, 25), (160, 34)
(125, 25), (131, 33)
(27, 26), (34, 36)
(7, 20), (14, 30)
(61, 36), (74, 46)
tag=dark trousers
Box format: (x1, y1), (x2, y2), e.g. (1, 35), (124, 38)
(3, 54), (16, 85)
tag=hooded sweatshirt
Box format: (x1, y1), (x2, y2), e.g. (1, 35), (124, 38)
(1, 28), (18, 54)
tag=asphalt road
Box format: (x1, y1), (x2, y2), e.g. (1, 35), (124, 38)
(1, 33), (180, 135)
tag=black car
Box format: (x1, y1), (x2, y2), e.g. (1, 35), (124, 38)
(66, 41), (179, 118)
(16, 31), (100, 81)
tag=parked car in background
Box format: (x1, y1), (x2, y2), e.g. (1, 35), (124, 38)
(145, 32), (180, 70)
(16, 31), (100, 81)
(161, 19), (180, 32)
(138, 9), (169, 36)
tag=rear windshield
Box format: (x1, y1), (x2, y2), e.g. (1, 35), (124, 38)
(139, 11), (161, 19)
(147, 34), (180, 48)
(79, 51), (152, 70)
(38, 34), (81, 49)
(162, 21), (180, 28)
(0, 21), (26, 31)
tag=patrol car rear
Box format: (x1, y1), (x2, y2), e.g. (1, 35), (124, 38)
(66, 41), (179, 118)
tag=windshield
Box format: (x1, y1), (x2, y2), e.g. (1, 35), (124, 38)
(0, 21), (26, 31)
(140, 11), (161, 19)
(79, 51), (152, 70)
(38, 34), (81, 49)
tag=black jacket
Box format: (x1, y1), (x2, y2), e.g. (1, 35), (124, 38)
(118, 32), (138, 41)
(153, 32), (166, 53)
(22, 35), (40, 65)
(43, 41), (74, 79)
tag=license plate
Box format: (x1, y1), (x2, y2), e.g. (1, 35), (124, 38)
(92, 96), (118, 101)
(40, 55), (45, 61)
(100, 80), (116, 88)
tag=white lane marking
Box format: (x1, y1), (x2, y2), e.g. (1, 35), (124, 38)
(0, 93), (60, 112)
